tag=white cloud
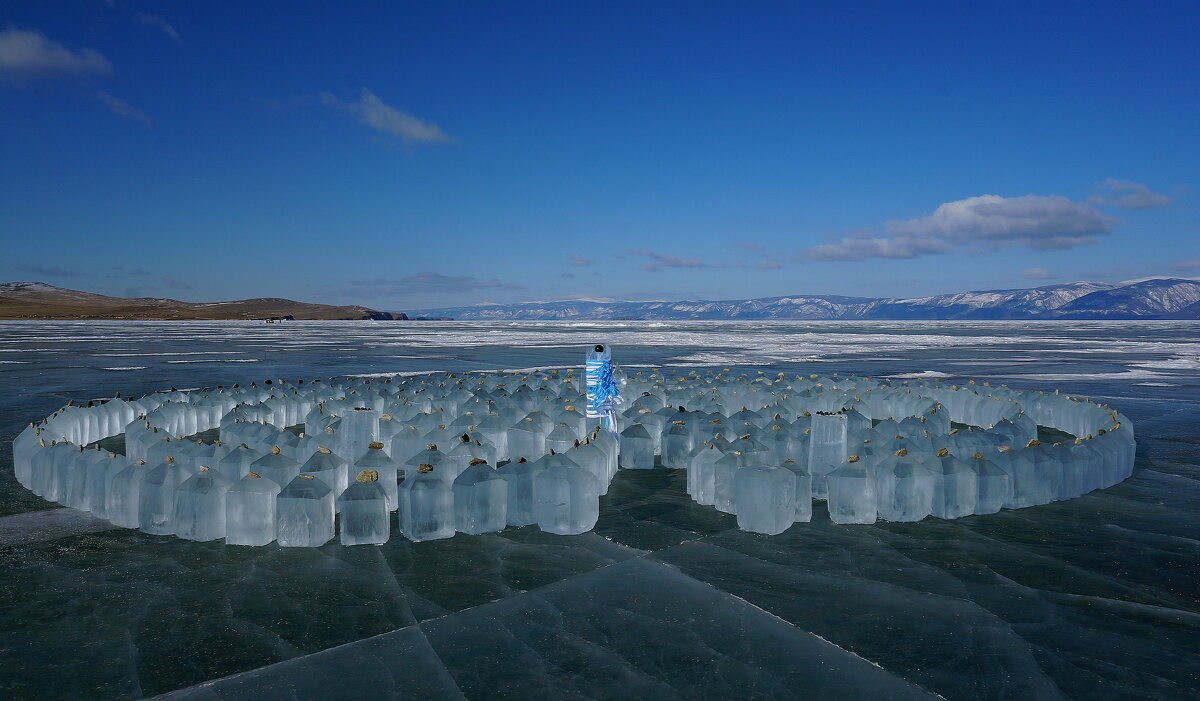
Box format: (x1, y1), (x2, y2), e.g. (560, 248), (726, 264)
(1170, 258), (1200, 272)
(569, 254), (593, 267)
(806, 235), (954, 261)
(887, 195), (1117, 248)
(1089, 178), (1173, 210)
(800, 193), (1119, 262)
(320, 89), (450, 144)
(98, 92), (152, 125)
(0, 28), (113, 81)
(134, 14), (182, 44)
(1021, 267), (1055, 280)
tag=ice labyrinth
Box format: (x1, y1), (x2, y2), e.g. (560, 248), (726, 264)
(11, 366), (1135, 544)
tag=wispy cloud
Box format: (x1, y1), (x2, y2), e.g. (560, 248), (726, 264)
(1021, 267), (1055, 280)
(122, 276), (193, 298)
(320, 89), (450, 145)
(0, 28), (112, 82)
(345, 273), (523, 296)
(97, 92), (152, 125)
(569, 254), (593, 267)
(134, 13), (182, 44)
(157, 277), (192, 290)
(727, 242), (784, 270)
(1089, 178), (1174, 210)
(0, 29), (149, 126)
(16, 264), (82, 277)
(105, 266), (150, 279)
(626, 249), (706, 271)
(800, 194), (1119, 262)
(1170, 258), (1200, 272)
(626, 249), (743, 272)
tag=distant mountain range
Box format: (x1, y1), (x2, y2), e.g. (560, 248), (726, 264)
(6, 278), (1199, 322)
(408, 278), (1200, 321)
(0, 282), (410, 320)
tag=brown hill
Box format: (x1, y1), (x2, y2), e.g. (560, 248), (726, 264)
(0, 282), (408, 320)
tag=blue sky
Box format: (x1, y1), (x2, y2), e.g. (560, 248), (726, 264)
(1, 1), (1198, 311)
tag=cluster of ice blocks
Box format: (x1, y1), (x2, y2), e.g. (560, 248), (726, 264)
(11, 367), (1135, 543)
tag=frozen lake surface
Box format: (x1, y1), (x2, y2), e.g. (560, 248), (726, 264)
(1, 320), (1198, 699)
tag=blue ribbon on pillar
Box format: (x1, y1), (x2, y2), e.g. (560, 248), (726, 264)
(585, 350), (621, 434)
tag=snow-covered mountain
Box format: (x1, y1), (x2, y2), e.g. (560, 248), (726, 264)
(10, 279), (1196, 322)
(862, 282), (1118, 319)
(409, 278), (1200, 320)
(1047, 278), (1200, 318)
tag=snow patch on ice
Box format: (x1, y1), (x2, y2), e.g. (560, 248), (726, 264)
(166, 359), (262, 363)
(96, 351), (246, 357)
(994, 369), (1171, 381)
(1128, 356), (1199, 370)
(344, 370), (445, 378)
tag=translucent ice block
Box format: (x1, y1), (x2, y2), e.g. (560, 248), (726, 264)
(735, 465), (795, 535)
(173, 466), (233, 541)
(226, 472), (281, 546)
(826, 456), (877, 524)
(452, 460), (507, 535)
(399, 464), (454, 542)
(276, 474), (335, 547)
(339, 470), (390, 545)
(139, 457), (190, 535)
(533, 464), (600, 535)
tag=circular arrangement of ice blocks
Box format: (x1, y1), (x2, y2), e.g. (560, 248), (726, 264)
(11, 368), (1135, 544)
